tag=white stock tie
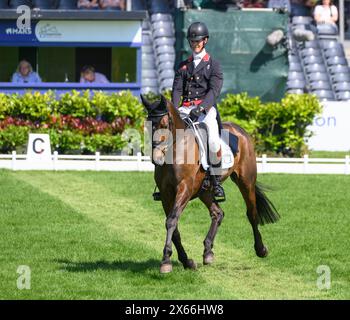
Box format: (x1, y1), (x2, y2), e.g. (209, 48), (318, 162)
(193, 55), (202, 68)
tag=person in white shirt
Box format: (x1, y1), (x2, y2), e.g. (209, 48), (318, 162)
(313, 0), (338, 34)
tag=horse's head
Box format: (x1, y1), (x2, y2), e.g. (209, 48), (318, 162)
(141, 94), (172, 166)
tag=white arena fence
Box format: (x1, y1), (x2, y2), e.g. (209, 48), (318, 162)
(0, 152), (349, 174)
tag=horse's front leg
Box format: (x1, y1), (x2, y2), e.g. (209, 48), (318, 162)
(161, 189), (196, 271)
(160, 182), (192, 273)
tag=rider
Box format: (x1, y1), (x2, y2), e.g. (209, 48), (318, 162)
(172, 21), (225, 202)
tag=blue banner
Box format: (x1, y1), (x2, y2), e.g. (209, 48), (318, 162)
(0, 21), (38, 43)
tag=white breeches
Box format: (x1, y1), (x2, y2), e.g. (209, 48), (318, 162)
(178, 105), (221, 153)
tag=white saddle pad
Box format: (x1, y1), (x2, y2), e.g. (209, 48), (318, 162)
(199, 138), (234, 171)
(191, 124), (234, 171)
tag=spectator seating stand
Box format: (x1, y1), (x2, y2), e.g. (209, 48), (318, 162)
(287, 15), (350, 101)
(140, 0), (176, 94)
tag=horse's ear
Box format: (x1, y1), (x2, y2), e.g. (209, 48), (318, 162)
(160, 94), (167, 108)
(140, 94), (151, 110)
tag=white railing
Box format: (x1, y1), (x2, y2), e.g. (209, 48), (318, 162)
(257, 154), (350, 174)
(0, 151), (154, 172)
(0, 152), (349, 174)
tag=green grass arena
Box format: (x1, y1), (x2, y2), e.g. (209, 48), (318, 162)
(0, 170), (349, 299)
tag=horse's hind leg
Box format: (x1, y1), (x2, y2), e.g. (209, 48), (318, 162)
(199, 192), (224, 265)
(232, 174), (268, 258)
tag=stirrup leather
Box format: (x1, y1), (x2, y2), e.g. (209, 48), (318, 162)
(201, 170), (211, 191)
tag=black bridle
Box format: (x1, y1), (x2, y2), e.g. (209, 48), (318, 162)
(147, 111), (172, 149)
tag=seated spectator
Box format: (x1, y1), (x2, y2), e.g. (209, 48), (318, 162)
(11, 60), (42, 83)
(191, 0), (216, 9)
(80, 65), (110, 84)
(99, 0), (125, 10)
(243, 0), (266, 8)
(210, 0), (242, 9)
(180, 0), (194, 9)
(290, 0), (313, 17)
(267, 0), (291, 12)
(77, 0), (99, 9)
(313, 0), (338, 33)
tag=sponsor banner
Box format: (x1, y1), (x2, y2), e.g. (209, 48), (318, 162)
(0, 20), (141, 44)
(308, 101), (350, 151)
(0, 21), (36, 42)
(35, 20), (142, 43)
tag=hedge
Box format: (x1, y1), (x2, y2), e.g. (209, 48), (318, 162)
(0, 90), (321, 156)
(148, 91), (322, 157)
(218, 93), (322, 156)
(0, 90), (144, 154)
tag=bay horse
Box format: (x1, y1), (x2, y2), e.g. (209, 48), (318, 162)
(141, 94), (280, 273)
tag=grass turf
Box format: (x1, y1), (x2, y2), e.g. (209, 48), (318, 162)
(0, 170), (349, 299)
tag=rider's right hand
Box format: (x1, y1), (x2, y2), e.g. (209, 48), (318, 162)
(189, 106), (204, 121)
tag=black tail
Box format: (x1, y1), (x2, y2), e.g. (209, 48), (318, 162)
(255, 183), (280, 225)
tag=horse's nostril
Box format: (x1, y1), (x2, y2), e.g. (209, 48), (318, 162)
(153, 149), (166, 166)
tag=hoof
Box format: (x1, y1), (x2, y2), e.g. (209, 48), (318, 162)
(203, 253), (214, 265)
(184, 259), (197, 270)
(160, 263), (173, 274)
(256, 246), (269, 258)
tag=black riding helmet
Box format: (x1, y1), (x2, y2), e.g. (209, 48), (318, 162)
(187, 22), (209, 42)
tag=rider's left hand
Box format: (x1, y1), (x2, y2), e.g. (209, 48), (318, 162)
(189, 106), (205, 121)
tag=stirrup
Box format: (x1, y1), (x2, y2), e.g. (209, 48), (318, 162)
(153, 186), (161, 201)
(212, 175), (226, 203)
(213, 185), (226, 203)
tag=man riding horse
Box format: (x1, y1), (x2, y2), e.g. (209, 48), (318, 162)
(172, 21), (226, 202)
(141, 22), (280, 273)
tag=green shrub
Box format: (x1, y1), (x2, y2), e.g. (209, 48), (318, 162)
(0, 90), (322, 156)
(55, 130), (84, 153)
(57, 90), (97, 118)
(0, 91), (58, 122)
(0, 94), (10, 120)
(0, 90), (145, 154)
(218, 93), (322, 156)
(84, 134), (125, 154)
(142, 89), (172, 103)
(0, 125), (29, 153)
(93, 90), (144, 127)
(218, 92), (261, 136)
(16, 128), (126, 155)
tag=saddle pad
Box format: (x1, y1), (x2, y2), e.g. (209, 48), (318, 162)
(199, 139), (234, 171)
(192, 124), (234, 171)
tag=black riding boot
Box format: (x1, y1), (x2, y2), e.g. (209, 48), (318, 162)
(209, 147), (225, 202)
(211, 174), (226, 202)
